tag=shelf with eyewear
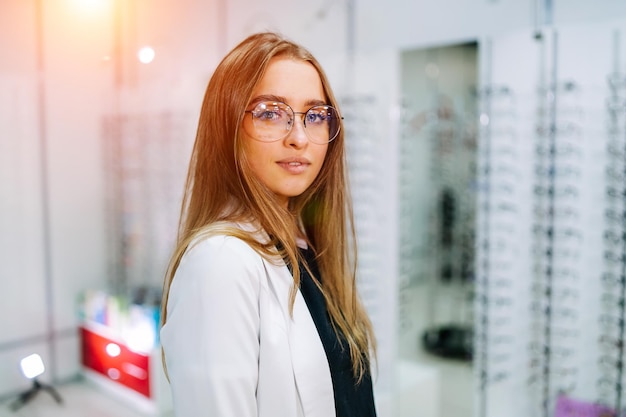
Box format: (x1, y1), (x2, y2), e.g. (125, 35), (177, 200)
(596, 69), (626, 415)
(341, 92), (397, 391)
(474, 22), (626, 417)
(397, 91), (478, 370)
(101, 111), (193, 293)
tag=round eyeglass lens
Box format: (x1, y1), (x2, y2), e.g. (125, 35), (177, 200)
(250, 102), (292, 142)
(305, 106), (340, 144)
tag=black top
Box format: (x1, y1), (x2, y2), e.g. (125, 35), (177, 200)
(295, 247), (377, 417)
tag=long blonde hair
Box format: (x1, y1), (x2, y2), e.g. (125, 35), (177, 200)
(161, 32), (376, 380)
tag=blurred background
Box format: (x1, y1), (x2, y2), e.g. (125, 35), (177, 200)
(1, 0), (626, 416)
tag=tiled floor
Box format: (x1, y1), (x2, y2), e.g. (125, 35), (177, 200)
(0, 382), (153, 417)
(0, 364), (470, 417)
(1, 376), (469, 417)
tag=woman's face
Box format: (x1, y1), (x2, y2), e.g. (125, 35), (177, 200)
(241, 57), (329, 208)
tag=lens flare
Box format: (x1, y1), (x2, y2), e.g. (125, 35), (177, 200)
(138, 47), (155, 64)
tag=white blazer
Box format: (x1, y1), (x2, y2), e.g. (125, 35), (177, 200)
(160, 232), (336, 417)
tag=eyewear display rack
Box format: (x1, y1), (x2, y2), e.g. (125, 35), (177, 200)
(101, 111), (192, 294)
(475, 22), (626, 417)
(419, 90), (477, 361)
(597, 49), (626, 415)
(397, 44), (479, 365)
(342, 92), (395, 393)
(530, 31), (585, 417)
(475, 36), (534, 416)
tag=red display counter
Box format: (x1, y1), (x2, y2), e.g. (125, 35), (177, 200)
(79, 322), (171, 415)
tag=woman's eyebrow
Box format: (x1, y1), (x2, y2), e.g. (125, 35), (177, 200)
(250, 94), (287, 104)
(304, 99), (327, 107)
(248, 95), (329, 107)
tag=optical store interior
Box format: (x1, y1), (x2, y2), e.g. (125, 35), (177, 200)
(2, 1), (626, 416)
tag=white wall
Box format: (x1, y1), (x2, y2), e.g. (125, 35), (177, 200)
(0, 0), (112, 394)
(0, 0), (219, 396)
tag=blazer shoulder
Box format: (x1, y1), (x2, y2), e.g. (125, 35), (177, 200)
(179, 233), (266, 277)
(167, 234), (268, 315)
(187, 233), (261, 259)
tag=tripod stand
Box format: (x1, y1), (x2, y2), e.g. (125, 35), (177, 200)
(9, 378), (63, 412)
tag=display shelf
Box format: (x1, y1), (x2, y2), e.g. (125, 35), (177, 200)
(79, 321), (171, 416)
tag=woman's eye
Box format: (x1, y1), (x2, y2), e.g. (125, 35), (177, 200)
(307, 112), (324, 124)
(257, 110), (282, 121)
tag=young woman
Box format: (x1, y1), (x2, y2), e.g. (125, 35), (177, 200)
(160, 32), (377, 417)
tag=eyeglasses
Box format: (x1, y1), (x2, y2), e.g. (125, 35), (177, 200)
(244, 101), (342, 144)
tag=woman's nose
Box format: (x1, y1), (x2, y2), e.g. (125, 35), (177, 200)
(285, 115), (308, 148)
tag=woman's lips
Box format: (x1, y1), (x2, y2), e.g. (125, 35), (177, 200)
(277, 158), (311, 174)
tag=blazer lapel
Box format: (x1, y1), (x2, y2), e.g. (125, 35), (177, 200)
(262, 259), (335, 417)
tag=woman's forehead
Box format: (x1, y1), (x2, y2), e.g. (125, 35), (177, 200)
(250, 58), (325, 110)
